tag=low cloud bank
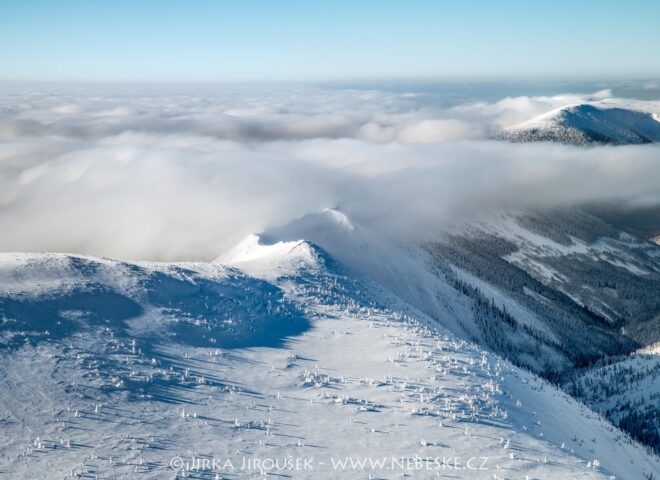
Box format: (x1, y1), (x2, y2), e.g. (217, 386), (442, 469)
(1, 84), (659, 260)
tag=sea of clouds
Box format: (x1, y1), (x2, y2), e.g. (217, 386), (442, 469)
(1, 83), (659, 260)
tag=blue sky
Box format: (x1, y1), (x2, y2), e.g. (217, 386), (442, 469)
(2, 0), (660, 82)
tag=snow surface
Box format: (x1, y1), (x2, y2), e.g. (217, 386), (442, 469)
(1, 212), (659, 479)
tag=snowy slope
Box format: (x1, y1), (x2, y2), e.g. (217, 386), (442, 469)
(471, 210), (660, 343)
(566, 342), (660, 452)
(497, 102), (660, 145)
(430, 209), (660, 355)
(223, 232), (660, 480)
(2, 236), (659, 478)
(425, 208), (660, 453)
(221, 208), (660, 457)
(219, 209), (475, 337)
(224, 210), (631, 373)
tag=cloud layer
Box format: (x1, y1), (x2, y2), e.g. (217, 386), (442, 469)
(1, 84), (660, 260)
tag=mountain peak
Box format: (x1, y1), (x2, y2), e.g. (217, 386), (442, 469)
(215, 233), (325, 279)
(497, 102), (660, 145)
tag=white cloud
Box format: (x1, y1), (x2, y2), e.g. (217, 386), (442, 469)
(1, 84), (659, 260)
(397, 119), (483, 143)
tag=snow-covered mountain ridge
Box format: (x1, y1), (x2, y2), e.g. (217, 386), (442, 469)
(497, 101), (660, 145)
(1, 209), (660, 479)
(226, 209), (660, 454)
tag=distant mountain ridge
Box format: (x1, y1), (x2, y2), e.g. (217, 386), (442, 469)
(497, 102), (660, 145)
